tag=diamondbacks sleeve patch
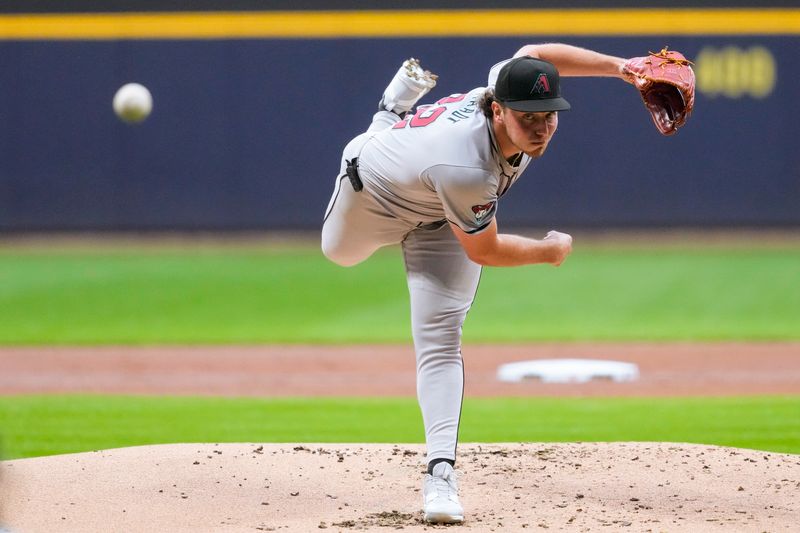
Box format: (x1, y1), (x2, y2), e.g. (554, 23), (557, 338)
(471, 202), (496, 222)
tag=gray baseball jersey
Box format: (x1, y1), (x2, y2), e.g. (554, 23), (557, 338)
(358, 87), (531, 234)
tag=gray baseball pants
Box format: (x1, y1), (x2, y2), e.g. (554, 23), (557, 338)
(322, 111), (482, 463)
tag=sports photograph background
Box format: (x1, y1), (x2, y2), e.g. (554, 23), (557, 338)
(1, 1), (799, 531)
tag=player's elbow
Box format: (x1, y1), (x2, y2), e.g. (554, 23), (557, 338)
(463, 249), (489, 266)
(452, 220), (501, 266)
(463, 244), (501, 266)
(469, 252), (503, 267)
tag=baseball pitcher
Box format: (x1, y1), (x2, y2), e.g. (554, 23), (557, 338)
(321, 42), (695, 524)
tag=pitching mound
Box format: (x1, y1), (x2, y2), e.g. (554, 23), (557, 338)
(2, 443), (798, 532)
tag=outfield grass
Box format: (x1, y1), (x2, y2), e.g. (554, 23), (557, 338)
(0, 246), (798, 343)
(1, 396), (798, 459)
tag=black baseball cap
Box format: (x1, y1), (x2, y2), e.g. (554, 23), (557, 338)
(494, 57), (571, 112)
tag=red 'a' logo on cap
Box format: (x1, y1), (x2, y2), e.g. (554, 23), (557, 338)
(531, 73), (551, 95)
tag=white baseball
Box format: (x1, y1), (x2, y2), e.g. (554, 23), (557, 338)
(113, 83), (153, 123)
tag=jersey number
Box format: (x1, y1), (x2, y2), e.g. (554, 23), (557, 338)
(391, 94), (467, 130)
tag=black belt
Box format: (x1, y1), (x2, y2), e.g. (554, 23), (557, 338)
(345, 158), (363, 192)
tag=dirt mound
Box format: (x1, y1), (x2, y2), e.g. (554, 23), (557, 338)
(2, 443), (798, 532)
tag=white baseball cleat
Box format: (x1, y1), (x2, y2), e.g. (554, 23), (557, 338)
(379, 57), (438, 115)
(423, 462), (464, 524)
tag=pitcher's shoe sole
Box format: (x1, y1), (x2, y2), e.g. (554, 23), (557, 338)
(379, 57), (438, 115)
(424, 511), (464, 524)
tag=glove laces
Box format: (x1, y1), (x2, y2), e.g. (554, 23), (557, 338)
(647, 46), (694, 67)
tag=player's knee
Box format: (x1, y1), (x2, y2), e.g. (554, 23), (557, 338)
(411, 307), (470, 350)
(321, 241), (350, 266)
(321, 239), (361, 267)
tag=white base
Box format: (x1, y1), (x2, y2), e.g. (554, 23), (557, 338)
(496, 358), (640, 383)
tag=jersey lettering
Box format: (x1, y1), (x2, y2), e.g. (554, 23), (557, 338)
(410, 106), (446, 128)
(392, 117), (410, 129)
(392, 94), (468, 130)
(436, 94), (467, 105)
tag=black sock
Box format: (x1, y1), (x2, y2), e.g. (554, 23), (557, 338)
(427, 458), (455, 474)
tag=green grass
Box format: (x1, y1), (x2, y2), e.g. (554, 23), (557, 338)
(0, 246), (798, 343)
(1, 396), (798, 459)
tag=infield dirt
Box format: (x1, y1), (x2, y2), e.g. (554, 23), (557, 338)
(2, 343), (799, 396)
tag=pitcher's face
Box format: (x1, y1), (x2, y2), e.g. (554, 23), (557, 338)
(494, 102), (559, 159)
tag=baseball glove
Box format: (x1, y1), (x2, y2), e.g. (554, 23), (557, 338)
(622, 47), (695, 136)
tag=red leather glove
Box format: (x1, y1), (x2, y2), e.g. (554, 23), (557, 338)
(623, 48), (696, 136)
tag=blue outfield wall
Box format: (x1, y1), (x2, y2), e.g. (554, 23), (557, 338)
(0, 36), (797, 231)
